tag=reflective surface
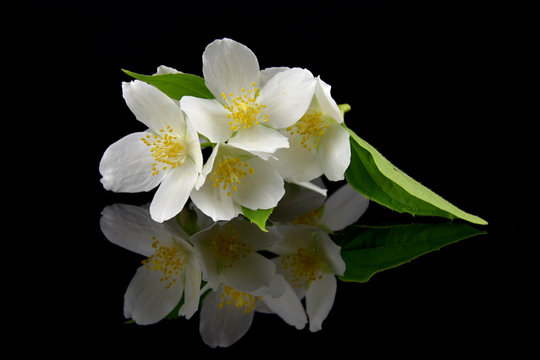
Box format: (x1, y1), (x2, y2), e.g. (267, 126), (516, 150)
(28, 1), (523, 357)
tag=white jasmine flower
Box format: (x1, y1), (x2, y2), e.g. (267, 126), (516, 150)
(191, 217), (281, 293)
(190, 142), (285, 222)
(269, 224), (346, 332)
(199, 275), (307, 348)
(270, 74), (351, 182)
(99, 80), (203, 223)
(180, 38), (316, 155)
(100, 203), (202, 324)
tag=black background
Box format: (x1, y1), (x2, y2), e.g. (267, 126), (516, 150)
(16, 0), (530, 357)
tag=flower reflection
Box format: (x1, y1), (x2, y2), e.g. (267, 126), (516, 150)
(100, 181), (369, 347)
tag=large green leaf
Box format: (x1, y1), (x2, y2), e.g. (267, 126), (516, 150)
(122, 69), (214, 100)
(344, 125), (487, 225)
(337, 222), (486, 282)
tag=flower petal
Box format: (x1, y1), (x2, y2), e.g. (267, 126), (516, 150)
(305, 274), (337, 332)
(227, 124), (289, 155)
(260, 67), (290, 87)
(180, 96), (233, 143)
(270, 134), (323, 182)
(318, 122), (351, 181)
(314, 231), (346, 276)
(177, 256), (202, 319)
(202, 38), (260, 99)
(124, 265), (184, 325)
(154, 65), (182, 75)
(99, 132), (167, 192)
(190, 178), (242, 222)
(199, 287), (254, 348)
(221, 253), (276, 293)
(229, 218), (282, 250)
(191, 224), (222, 290)
(232, 154), (285, 210)
(149, 159), (199, 223)
(270, 181), (327, 224)
(261, 275), (307, 330)
(320, 183), (369, 231)
(122, 80), (185, 134)
(315, 77), (343, 124)
(257, 68), (316, 129)
(100, 203), (172, 257)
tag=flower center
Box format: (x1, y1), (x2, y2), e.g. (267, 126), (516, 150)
(286, 110), (328, 151)
(221, 83), (268, 132)
(141, 237), (184, 289)
(141, 126), (186, 176)
(281, 247), (322, 288)
(209, 224), (253, 268)
(218, 286), (261, 314)
(210, 157), (254, 197)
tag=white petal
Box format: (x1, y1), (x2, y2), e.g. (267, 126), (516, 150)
(124, 265), (184, 325)
(227, 125), (289, 155)
(305, 274), (337, 332)
(178, 256), (202, 319)
(180, 96), (233, 143)
(292, 178), (328, 197)
(195, 142), (220, 190)
(261, 275), (307, 330)
(257, 68), (316, 129)
(122, 80), (185, 134)
(199, 287), (254, 348)
(320, 183), (369, 231)
(229, 218), (282, 250)
(154, 65), (182, 75)
(190, 178), (242, 222)
(270, 182), (326, 224)
(315, 77), (343, 123)
(314, 231), (346, 276)
(100, 203), (172, 257)
(99, 132), (167, 192)
(202, 38), (260, 99)
(221, 253), (276, 293)
(318, 122), (351, 181)
(268, 224), (313, 255)
(260, 67), (290, 87)
(270, 136), (322, 182)
(232, 154), (285, 210)
(149, 160), (198, 223)
(191, 225), (222, 290)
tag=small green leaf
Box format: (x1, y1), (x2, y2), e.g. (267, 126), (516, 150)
(337, 222), (486, 282)
(344, 125), (487, 225)
(242, 207), (274, 232)
(122, 69), (214, 100)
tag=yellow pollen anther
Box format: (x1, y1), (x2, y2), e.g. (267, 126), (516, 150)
(141, 128), (186, 176)
(221, 84), (266, 131)
(209, 224), (253, 268)
(211, 157), (254, 195)
(281, 247), (322, 288)
(141, 237), (185, 289)
(291, 110), (328, 151)
(218, 286), (261, 314)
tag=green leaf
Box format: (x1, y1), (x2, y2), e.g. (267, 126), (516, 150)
(242, 207), (274, 232)
(337, 222), (486, 282)
(344, 125), (487, 225)
(122, 69), (214, 100)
